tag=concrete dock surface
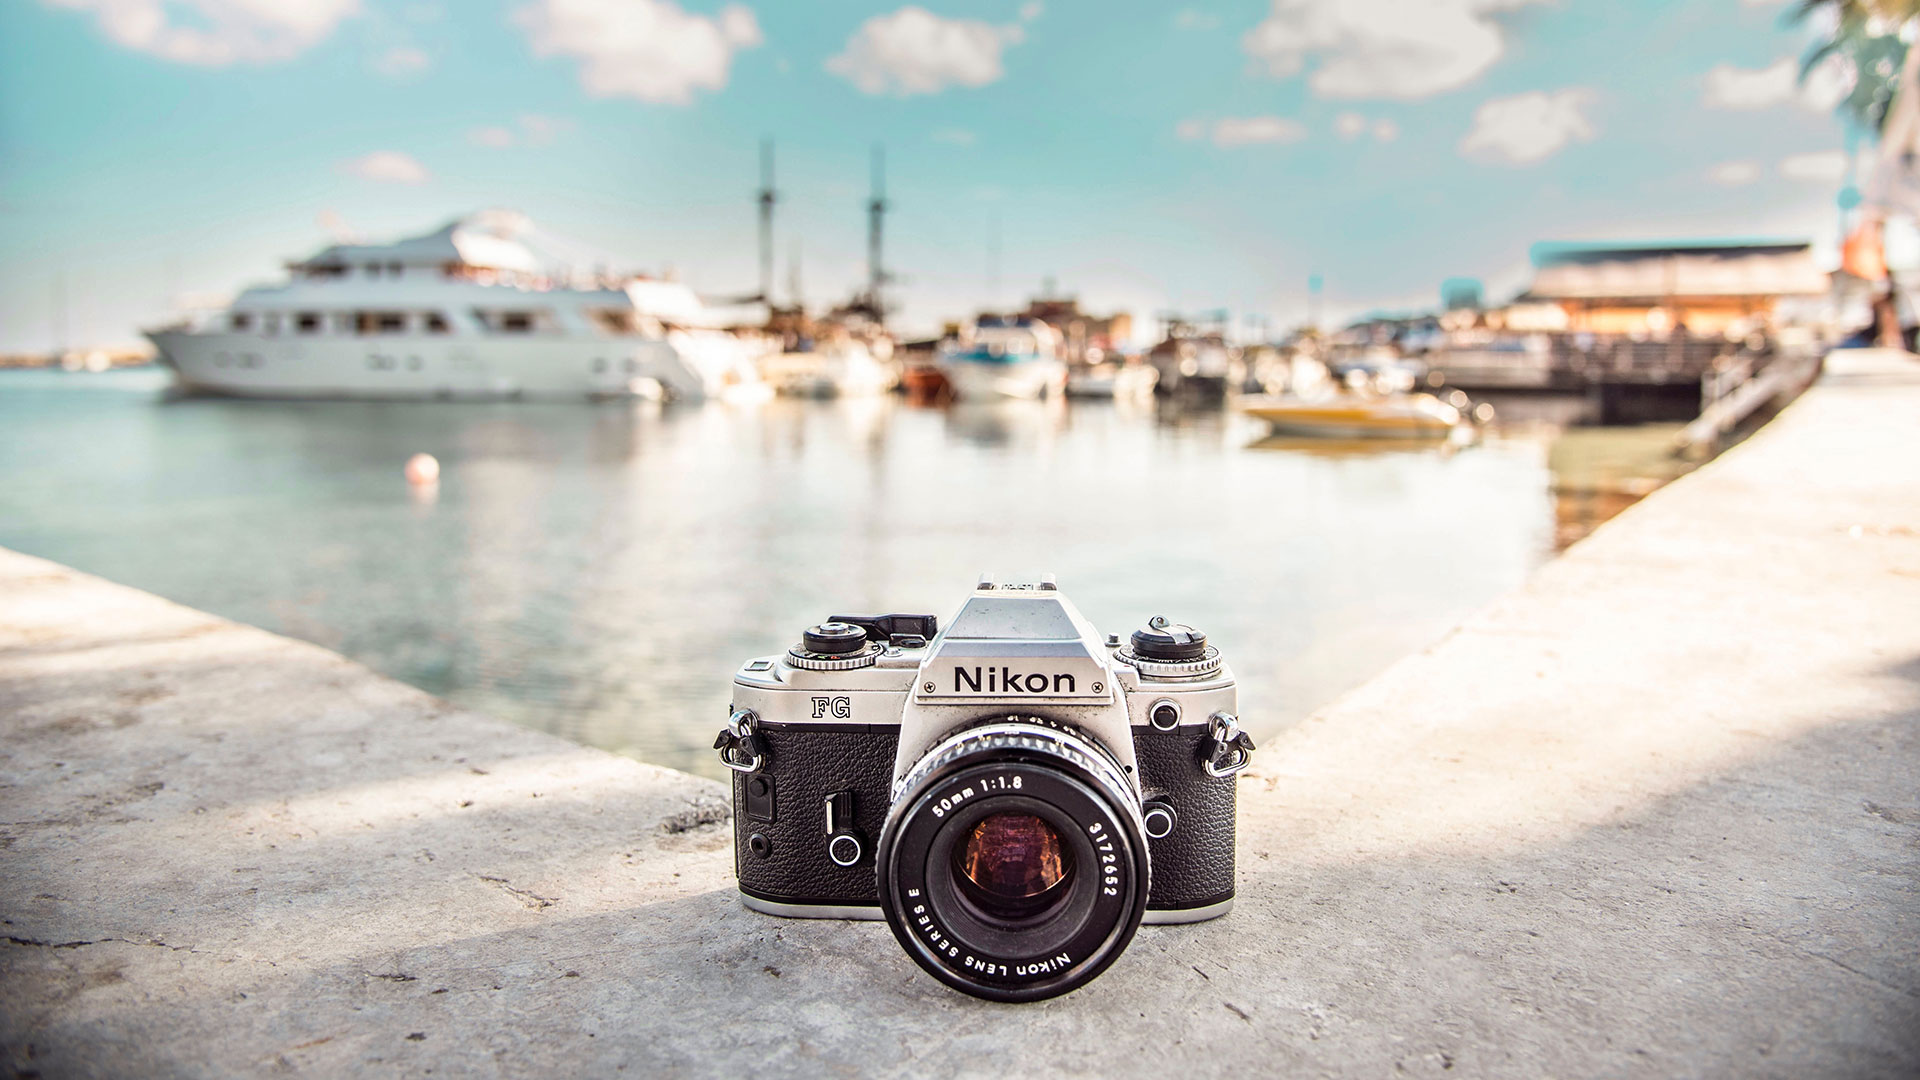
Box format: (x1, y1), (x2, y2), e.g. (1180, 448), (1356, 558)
(3, 349), (1917, 1079)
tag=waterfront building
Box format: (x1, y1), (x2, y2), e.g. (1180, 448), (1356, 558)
(1525, 240), (1829, 337)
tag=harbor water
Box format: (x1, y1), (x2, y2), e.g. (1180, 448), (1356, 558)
(0, 368), (1562, 780)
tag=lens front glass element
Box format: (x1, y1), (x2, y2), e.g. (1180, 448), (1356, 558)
(953, 812), (1074, 921)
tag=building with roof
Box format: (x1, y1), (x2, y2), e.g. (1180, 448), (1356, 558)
(1525, 240), (1829, 337)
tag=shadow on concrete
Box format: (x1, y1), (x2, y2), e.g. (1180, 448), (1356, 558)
(7, 696), (1914, 1079)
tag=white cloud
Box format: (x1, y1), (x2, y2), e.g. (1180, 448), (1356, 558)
(516, 113), (570, 144)
(827, 7), (1023, 96)
(1703, 56), (1851, 112)
(1709, 160), (1761, 186)
(469, 126), (516, 149)
(1702, 57), (1796, 108)
(1780, 150), (1848, 182)
(1179, 115), (1308, 147)
(1174, 9), (1220, 30)
(1243, 0), (1547, 100)
(1335, 112), (1398, 142)
(43, 0), (358, 65)
(1018, 1), (1042, 20)
(468, 114), (573, 149)
(338, 151), (430, 184)
(515, 0), (762, 105)
(374, 45), (429, 77)
(1459, 88), (1595, 164)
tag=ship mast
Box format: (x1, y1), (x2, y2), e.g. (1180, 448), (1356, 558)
(758, 139), (777, 306)
(866, 143), (888, 321)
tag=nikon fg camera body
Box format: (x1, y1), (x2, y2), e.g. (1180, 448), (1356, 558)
(715, 576), (1253, 1001)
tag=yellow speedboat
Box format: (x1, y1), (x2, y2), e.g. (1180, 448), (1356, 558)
(1240, 392), (1464, 439)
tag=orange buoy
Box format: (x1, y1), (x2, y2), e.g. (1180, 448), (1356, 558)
(404, 453), (440, 485)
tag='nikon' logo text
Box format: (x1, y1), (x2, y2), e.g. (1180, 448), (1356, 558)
(953, 666), (1075, 694)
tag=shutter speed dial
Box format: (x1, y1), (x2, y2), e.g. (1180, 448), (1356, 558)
(789, 622), (882, 671)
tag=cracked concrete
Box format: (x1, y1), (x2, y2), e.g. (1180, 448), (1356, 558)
(2, 350), (1917, 1078)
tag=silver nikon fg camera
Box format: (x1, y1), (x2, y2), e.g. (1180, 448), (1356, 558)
(715, 575), (1253, 1001)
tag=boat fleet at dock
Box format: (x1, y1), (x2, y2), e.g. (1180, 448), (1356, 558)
(143, 212), (1484, 441)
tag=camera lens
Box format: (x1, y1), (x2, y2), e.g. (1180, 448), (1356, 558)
(953, 812), (1074, 922)
(876, 720), (1149, 1002)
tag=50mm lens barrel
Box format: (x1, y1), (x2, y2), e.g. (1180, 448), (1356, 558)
(875, 720), (1150, 1002)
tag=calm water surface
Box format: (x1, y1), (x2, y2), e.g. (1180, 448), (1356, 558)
(0, 368), (1557, 779)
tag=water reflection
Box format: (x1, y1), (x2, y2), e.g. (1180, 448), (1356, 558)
(0, 369), (1558, 780)
(943, 398), (1068, 447)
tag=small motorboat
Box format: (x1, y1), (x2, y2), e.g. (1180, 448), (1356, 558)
(1065, 361), (1158, 401)
(937, 317), (1067, 401)
(759, 339), (896, 398)
(1239, 392), (1464, 439)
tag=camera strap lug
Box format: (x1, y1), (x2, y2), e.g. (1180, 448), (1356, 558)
(1203, 712), (1255, 778)
(715, 708), (768, 773)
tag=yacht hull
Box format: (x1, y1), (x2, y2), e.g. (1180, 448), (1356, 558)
(937, 358), (1066, 401)
(148, 331), (757, 402)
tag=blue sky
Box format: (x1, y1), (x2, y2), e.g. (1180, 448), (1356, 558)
(0, 0), (1855, 350)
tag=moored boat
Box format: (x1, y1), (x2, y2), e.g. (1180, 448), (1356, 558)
(1065, 360), (1158, 401)
(145, 211), (773, 402)
(935, 317), (1067, 401)
(1239, 392), (1464, 439)
(759, 339), (896, 398)
(1147, 314), (1240, 402)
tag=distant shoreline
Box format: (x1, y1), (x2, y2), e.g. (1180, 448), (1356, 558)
(0, 349), (154, 370)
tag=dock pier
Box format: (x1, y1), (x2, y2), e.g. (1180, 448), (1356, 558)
(4, 351), (1917, 1077)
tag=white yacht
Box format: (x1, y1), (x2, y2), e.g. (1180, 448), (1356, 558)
(146, 211), (773, 401)
(935, 317), (1066, 401)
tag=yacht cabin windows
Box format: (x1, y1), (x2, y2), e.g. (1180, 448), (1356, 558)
(230, 313), (253, 331)
(425, 312), (451, 334)
(355, 311), (409, 334)
(295, 313), (322, 334)
(474, 309), (552, 334)
(589, 309), (641, 335)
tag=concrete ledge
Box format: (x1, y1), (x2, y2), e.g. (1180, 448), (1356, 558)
(4, 351), (1918, 1078)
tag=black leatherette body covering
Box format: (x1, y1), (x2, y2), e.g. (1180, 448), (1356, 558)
(1134, 725), (1237, 908)
(733, 724), (898, 906)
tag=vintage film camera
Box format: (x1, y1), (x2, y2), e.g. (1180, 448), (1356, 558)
(715, 575), (1253, 1001)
